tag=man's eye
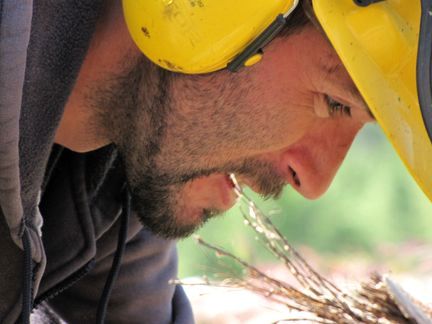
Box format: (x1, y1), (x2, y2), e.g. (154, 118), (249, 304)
(325, 95), (352, 118)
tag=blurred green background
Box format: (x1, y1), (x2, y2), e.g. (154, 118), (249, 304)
(178, 124), (432, 278)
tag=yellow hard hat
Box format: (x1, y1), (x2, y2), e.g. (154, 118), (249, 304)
(122, 0), (298, 73)
(312, 0), (432, 201)
(122, 0), (432, 201)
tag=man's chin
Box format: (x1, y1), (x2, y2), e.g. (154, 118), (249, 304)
(135, 206), (223, 240)
(137, 215), (199, 239)
(127, 175), (231, 239)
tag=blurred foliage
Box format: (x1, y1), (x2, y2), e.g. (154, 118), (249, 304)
(178, 125), (432, 278)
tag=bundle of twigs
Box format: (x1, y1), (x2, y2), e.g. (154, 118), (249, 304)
(178, 175), (432, 323)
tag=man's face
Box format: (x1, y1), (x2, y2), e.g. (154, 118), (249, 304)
(95, 25), (373, 238)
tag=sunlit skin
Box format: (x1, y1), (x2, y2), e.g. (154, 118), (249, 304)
(165, 32), (373, 200)
(55, 1), (374, 236)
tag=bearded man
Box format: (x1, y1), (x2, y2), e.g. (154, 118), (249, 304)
(0, 0), (429, 323)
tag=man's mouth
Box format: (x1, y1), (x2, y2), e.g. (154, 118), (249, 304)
(187, 173), (238, 213)
(220, 174), (237, 209)
(228, 163), (301, 199)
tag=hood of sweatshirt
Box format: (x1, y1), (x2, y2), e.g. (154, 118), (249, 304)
(0, 3), (194, 323)
(0, 0), (35, 256)
(0, 0), (103, 321)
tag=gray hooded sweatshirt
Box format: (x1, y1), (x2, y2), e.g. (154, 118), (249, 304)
(0, 1), (194, 323)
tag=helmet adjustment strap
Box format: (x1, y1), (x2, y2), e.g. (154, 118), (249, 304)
(227, 14), (287, 72)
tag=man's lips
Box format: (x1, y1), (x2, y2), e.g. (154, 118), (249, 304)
(220, 175), (237, 209)
(185, 165), (301, 215)
(186, 174), (237, 213)
(232, 165), (301, 197)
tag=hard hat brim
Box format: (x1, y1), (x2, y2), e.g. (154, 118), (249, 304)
(313, 0), (432, 201)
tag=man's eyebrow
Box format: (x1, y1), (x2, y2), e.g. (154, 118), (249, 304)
(322, 60), (342, 76)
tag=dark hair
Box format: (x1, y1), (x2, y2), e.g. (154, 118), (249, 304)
(280, 4), (309, 37)
(279, 0), (323, 38)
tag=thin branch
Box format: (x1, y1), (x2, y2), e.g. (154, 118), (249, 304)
(178, 174), (429, 323)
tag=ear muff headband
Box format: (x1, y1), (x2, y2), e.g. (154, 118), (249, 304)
(122, 0), (298, 74)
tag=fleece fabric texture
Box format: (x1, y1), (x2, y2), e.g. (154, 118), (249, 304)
(0, 0), (194, 322)
(0, 0), (36, 321)
(38, 146), (192, 323)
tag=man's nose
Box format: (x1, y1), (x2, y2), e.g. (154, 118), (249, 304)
(276, 124), (361, 199)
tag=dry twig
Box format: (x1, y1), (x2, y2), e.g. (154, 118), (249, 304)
(175, 175), (432, 323)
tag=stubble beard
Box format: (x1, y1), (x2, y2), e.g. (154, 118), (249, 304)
(91, 57), (286, 239)
(91, 57), (199, 238)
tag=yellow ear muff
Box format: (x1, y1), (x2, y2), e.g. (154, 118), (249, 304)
(122, 0), (297, 74)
